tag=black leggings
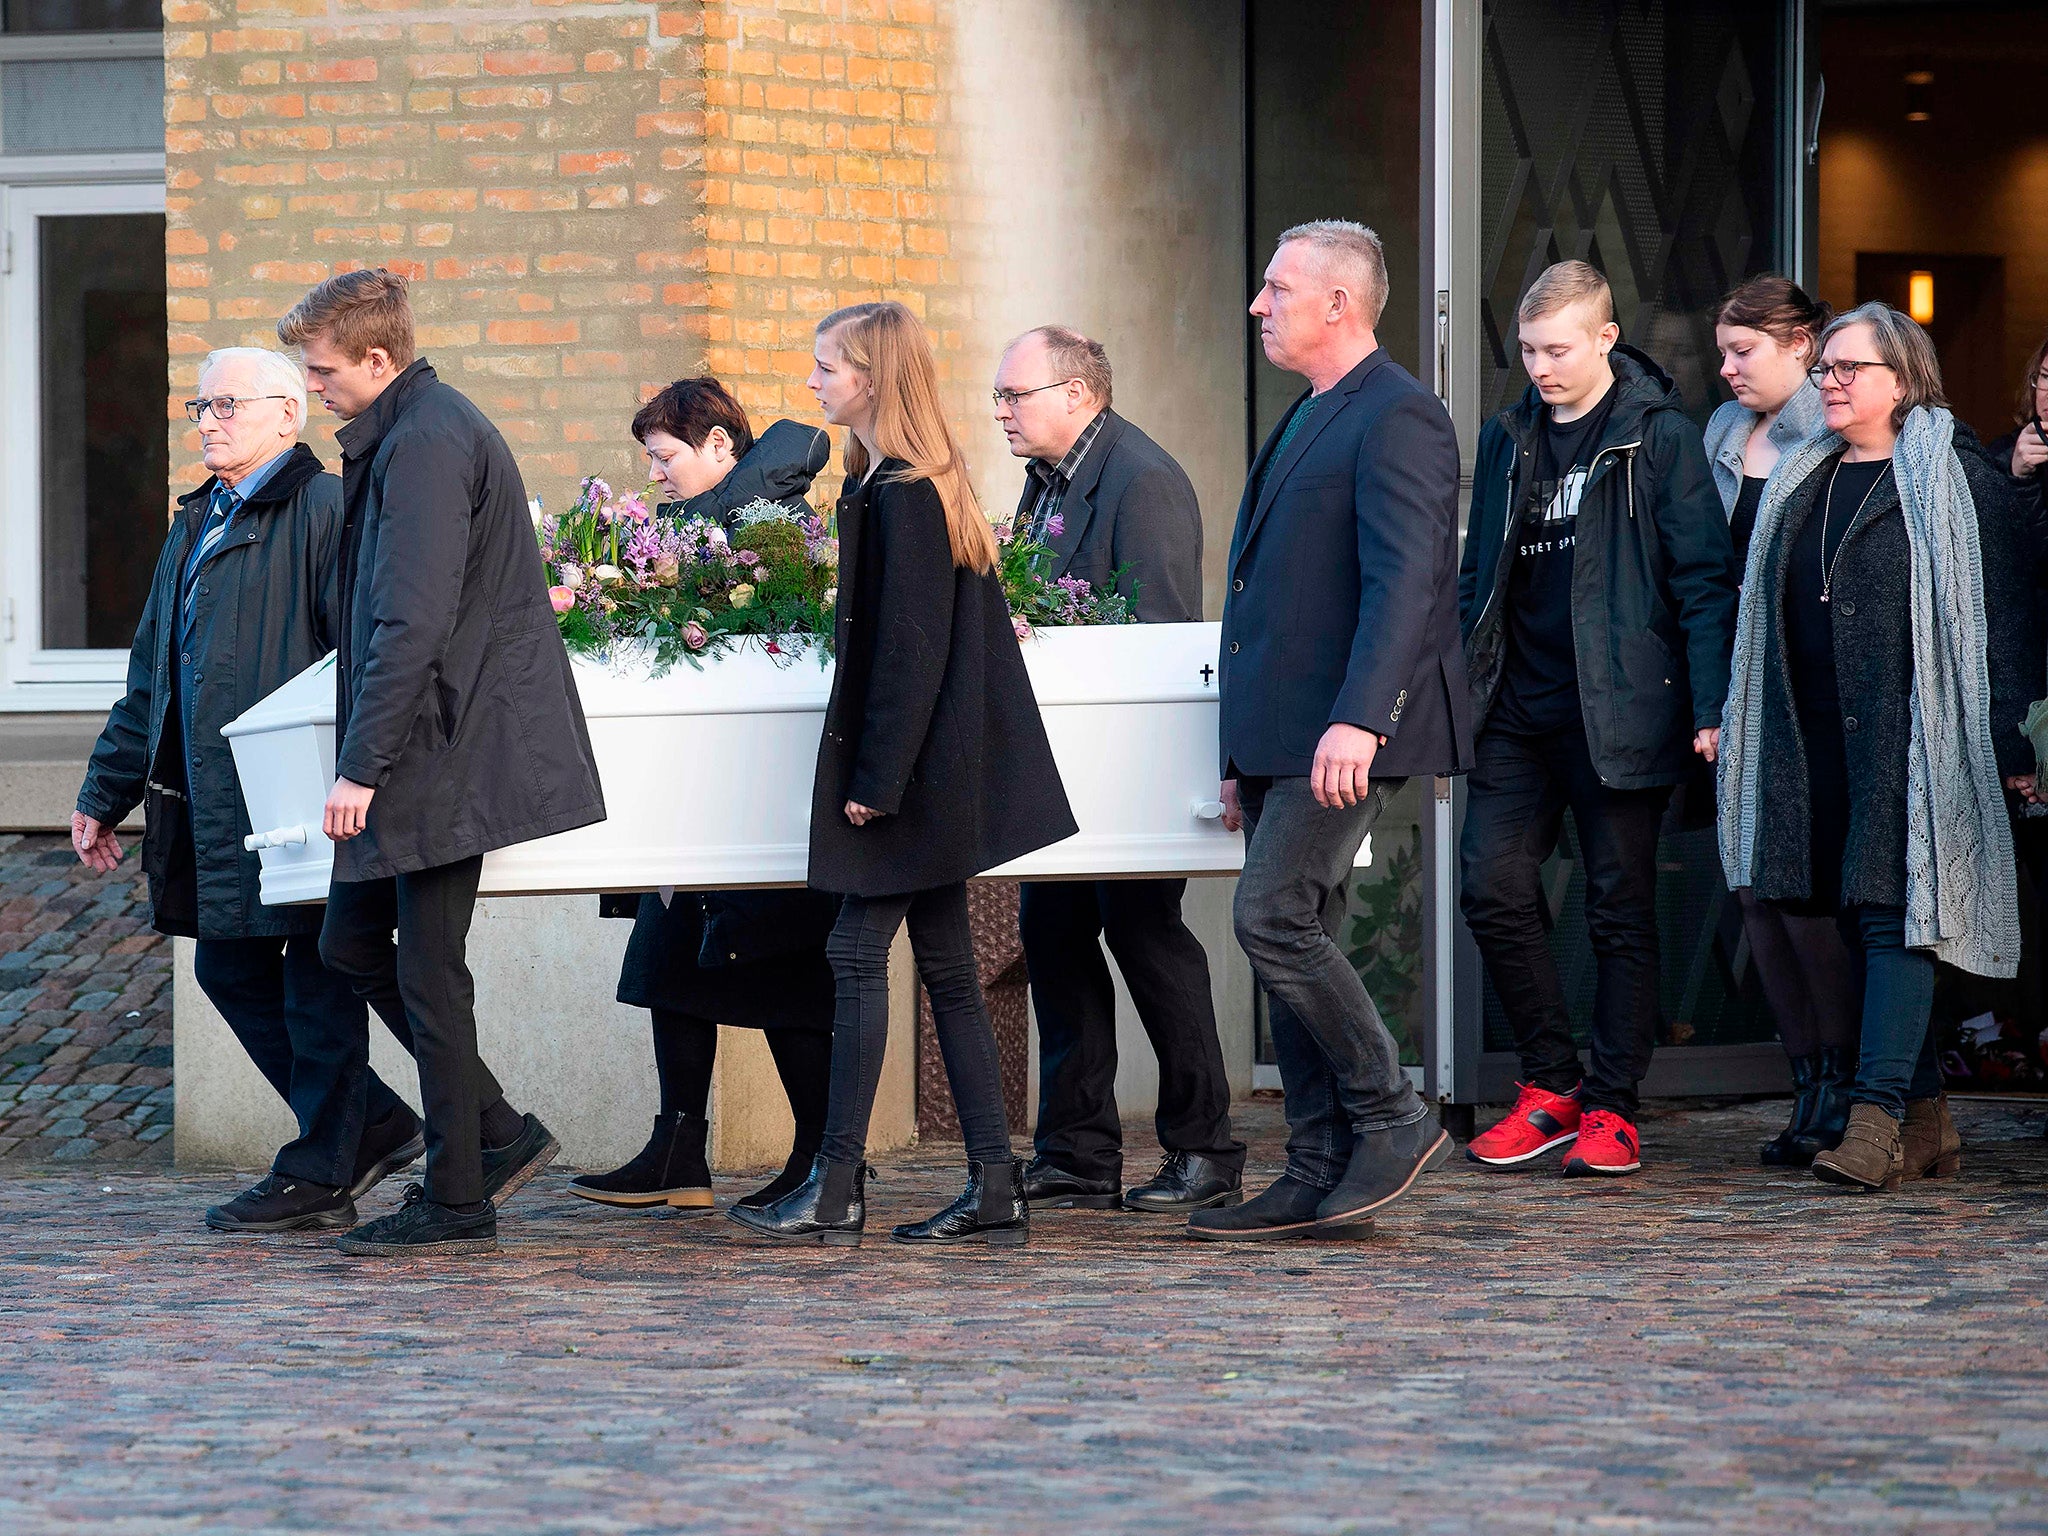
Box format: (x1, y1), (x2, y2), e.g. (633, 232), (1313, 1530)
(818, 883), (1011, 1165)
(650, 1009), (831, 1135)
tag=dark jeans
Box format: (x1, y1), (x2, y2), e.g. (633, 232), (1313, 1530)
(320, 855), (501, 1206)
(649, 1007), (832, 1136)
(1235, 775), (1424, 1191)
(1020, 878), (1244, 1182)
(818, 883), (1010, 1166)
(1738, 888), (1857, 1058)
(1459, 721), (1672, 1118)
(193, 932), (416, 1187)
(1839, 904), (1940, 1119)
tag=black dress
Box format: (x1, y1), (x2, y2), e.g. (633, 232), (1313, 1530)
(1730, 474), (1767, 569)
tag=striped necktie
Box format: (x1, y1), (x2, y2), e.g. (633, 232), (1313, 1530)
(182, 484), (238, 630)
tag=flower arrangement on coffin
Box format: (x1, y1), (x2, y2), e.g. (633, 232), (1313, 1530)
(535, 480), (1132, 672)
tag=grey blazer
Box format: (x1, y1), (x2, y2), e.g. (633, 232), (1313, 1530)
(1010, 409), (1204, 623)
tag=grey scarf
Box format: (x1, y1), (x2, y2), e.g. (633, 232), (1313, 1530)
(1720, 405), (2018, 978)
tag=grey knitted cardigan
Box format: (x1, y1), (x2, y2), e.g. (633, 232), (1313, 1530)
(1701, 380), (1829, 518)
(1719, 405), (2019, 978)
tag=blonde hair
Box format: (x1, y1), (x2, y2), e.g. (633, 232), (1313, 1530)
(277, 268), (416, 367)
(1277, 220), (1390, 327)
(819, 301), (997, 573)
(1518, 259), (1614, 329)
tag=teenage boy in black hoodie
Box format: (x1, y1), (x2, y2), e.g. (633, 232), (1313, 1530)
(1458, 261), (1738, 1177)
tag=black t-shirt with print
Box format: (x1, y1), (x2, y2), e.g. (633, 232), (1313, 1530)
(1492, 385), (1617, 734)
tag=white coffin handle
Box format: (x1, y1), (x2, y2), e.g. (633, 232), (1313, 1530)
(1192, 799), (1225, 821)
(244, 824), (310, 852)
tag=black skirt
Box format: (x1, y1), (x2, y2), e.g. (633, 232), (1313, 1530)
(613, 891), (835, 1032)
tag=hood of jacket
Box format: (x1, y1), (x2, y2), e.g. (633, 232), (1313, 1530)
(1500, 343), (1684, 456)
(682, 418), (831, 524)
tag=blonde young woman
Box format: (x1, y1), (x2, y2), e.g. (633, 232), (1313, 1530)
(1704, 276), (1858, 1168)
(729, 301), (1077, 1248)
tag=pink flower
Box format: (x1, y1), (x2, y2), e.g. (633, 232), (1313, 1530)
(548, 585), (576, 614)
(1044, 512), (1065, 540)
(764, 639), (783, 656)
(735, 549), (760, 566)
(1012, 615), (1033, 642)
(682, 621), (709, 651)
(615, 493), (651, 524)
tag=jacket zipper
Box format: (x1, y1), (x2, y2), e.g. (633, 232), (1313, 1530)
(1470, 450), (1524, 643)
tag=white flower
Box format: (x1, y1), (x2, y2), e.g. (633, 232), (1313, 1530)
(822, 586), (837, 607)
(733, 496), (802, 527)
(557, 563), (583, 588)
(528, 496), (545, 527)
(593, 564), (623, 584)
(729, 583), (755, 609)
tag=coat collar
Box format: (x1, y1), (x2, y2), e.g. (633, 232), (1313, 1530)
(1017, 409), (1125, 574)
(1235, 347), (1387, 558)
(175, 441), (326, 516)
(336, 358), (437, 462)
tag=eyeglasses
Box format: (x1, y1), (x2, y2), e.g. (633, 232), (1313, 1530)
(184, 395), (292, 422)
(1806, 360), (1893, 387)
(991, 380), (1075, 408)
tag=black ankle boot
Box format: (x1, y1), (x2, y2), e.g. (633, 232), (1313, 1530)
(568, 1111), (712, 1210)
(1760, 1054), (1820, 1166)
(736, 1124), (824, 1212)
(891, 1160), (1028, 1247)
(726, 1155), (867, 1245)
(1791, 1046), (1856, 1163)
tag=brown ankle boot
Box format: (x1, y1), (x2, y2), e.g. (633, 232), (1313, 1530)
(1900, 1095), (1962, 1180)
(1812, 1103), (1903, 1191)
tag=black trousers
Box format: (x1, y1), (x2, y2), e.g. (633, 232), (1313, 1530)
(1019, 878), (1243, 1181)
(1459, 720), (1672, 1118)
(193, 932), (417, 1188)
(320, 855), (499, 1206)
(818, 883), (1011, 1166)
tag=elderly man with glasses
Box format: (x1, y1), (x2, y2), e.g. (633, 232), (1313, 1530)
(73, 347), (432, 1233)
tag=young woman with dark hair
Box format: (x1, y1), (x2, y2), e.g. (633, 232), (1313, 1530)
(570, 377), (842, 1215)
(730, 302), (1077, 1248)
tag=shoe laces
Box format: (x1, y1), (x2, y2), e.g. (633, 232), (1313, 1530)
(1152, 1150), (1190, 1181)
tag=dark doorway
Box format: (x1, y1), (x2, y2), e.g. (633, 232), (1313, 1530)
(1855, 252), (2006, 437)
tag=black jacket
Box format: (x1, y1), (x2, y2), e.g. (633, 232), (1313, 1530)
(1460, 345), (1739, 789)
(808, 464), (1077, 897)
(1746, 433), (2041, 908)
(332, 360), (605, 880)
(1218, 349), (1471, 779)
(1010, 410), (1204, 623)
(677, 418), (832, 528)
(77, 445), (341, 939)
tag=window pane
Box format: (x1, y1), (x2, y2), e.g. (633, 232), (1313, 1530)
(1, 58), (166, 153)
(3, 1), (161, 31)
(39, 212), (167, 651)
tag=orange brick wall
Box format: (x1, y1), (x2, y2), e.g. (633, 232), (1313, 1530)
(164, 0), (968, 516)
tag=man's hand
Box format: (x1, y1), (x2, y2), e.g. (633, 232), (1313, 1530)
(1311, 723), (1380, 809)
(1219, 778), (1242, 833)
(844, 800), (886, 827)
(1693, 727), (1720, 764)
(2011, 424), (2048, 478)
(71, 812), (123, 873)
(324, 777), (376, 842)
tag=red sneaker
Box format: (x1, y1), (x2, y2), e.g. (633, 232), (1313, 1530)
(1561, 1110), (1642, 1177)
(1466, 1082), (1582, 1166)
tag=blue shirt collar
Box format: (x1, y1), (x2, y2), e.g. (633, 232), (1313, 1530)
(214, 445), (292, 507)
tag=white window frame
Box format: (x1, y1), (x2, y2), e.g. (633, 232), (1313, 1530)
(0, 168), (166, 710)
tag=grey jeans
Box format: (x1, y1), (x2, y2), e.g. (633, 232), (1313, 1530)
(1235, 775), (1425, 1189)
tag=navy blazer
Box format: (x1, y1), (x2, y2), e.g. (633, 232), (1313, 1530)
(1217, 348), (1471, 780)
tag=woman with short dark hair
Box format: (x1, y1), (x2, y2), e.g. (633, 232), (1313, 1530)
(1720, 302), (2042, 1190)
(1705, 277), (1858, 1167)
(570, 378), (841, 1216)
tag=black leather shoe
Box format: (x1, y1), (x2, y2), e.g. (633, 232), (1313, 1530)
(1021, 1156), (1121, 1210)
(335, 1184), (497, 1256)
(727, 1156), (868, 1245)
(892, 1160), (1028, 1246)
(1186, 1174), (1329, 1242)
(349, 1109), (426, 1200)
(481, 1113), (560, 1205)
(1123, 1151), (1243, 1213)
(735, 1128), (825, 1212)
(1760, 1054), (1820, 1166)
(1790, 1046), (1856, 1163)
(1313, 1117), (1452, 1230)
(570, 1112), (713, 1210)
(206, 1173), (355, 1233)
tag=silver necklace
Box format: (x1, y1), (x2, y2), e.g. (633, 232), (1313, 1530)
(1818, 457), (1891, 604)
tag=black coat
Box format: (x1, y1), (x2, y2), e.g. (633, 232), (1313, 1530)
(1460, 346), (1739, 788)
(1010, 410), (1204, 623)
(603, 421), (838, 1030)
(77, 445), (341, 940)
(1747, 435), (2041, 908)
(332, 360), (605, 880)
(808, 464), (1077, 897)
(1218, 349), (1471, 779)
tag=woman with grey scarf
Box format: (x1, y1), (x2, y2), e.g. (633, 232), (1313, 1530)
(1705, 276), (1858, 1168)
(1719, 301), (2041, 1191)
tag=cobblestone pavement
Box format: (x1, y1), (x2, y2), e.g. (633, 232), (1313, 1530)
(3, 1096), (2046, 1535)
(0, 834), (172, 1163)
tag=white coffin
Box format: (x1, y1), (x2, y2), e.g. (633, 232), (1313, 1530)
(224, 622), (1358, 906)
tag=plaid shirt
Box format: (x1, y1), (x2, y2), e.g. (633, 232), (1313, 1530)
(1022, 409), (1107, 543)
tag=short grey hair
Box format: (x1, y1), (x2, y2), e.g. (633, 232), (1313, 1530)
(1820, 301), (1947, 431)
(1277, 219), (1390, 328)
(1011, 324), (1112, 408)
(198, 346), (308, 426)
